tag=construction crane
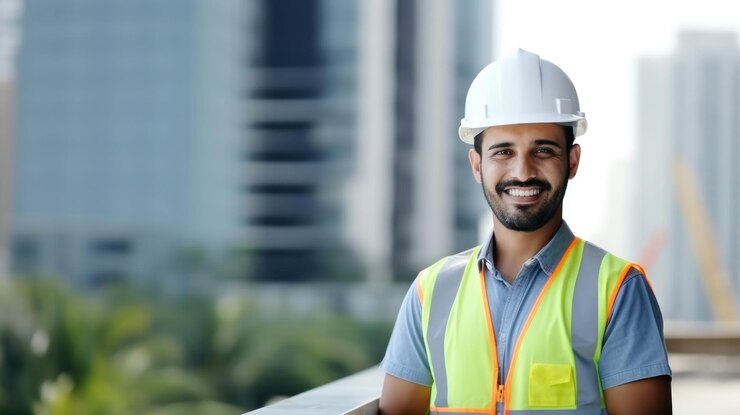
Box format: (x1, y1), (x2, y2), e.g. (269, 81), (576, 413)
(672, 157), (740, 322)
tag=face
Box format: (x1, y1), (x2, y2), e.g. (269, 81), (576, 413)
(468, 123), (581, 232)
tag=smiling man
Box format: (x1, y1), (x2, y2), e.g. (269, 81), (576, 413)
(379, 50), (672, 415)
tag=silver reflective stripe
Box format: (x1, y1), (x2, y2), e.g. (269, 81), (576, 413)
(429, 411), (489, 415)
(427, 248), (476, 408)
(509, 408), (607, 415)
(571, 242), (607, 408)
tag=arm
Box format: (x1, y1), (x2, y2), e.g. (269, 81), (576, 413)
(378, 277), (433, 414)
(600, 270), (673, 414)
(604, 375), (672, 415)
(378, 374), (431, 415)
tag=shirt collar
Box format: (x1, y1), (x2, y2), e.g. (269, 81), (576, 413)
(477, 221), (576, 277)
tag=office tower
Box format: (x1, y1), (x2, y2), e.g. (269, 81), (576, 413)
(634, 31), (740, 320)
(0, 0), (21, 278)
(352, 0), (491, 281)
(247, 0), (492, 282)
(11, 0), (491, 285)
(12, 0), (246, 286)
(243, 0), (359, 281)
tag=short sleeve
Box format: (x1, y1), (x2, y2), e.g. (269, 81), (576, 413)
(599, 270), (672, 389)
(379, 278), (433, 386)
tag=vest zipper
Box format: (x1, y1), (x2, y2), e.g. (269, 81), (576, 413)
(496, 383), (504, 402)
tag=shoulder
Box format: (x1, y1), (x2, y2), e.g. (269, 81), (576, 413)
(416, 246), (481, 305)
(577, 240), (656, 315)
(581, 240), (651, 289)
(422, 246), (481, 273)
(608, 269), (660, 320)
(599, 268), (671, 388)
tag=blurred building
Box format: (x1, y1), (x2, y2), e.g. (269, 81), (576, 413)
(11, 0), (491, 285)
(634, 31), (740, 320)
(244, 0), (491, 282)
(210, 0), (493, 283)
(243, 0), (359, 281)
(12, 0), (246, 286)
(347, 0), (492, 281)
(0, 0), (22, 279)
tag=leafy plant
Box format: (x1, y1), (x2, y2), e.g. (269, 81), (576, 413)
(0, 279), (392, 413)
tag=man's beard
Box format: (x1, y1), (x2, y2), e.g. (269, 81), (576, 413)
(481, 172), (568, 232)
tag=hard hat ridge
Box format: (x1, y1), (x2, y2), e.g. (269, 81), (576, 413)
(458, 48), (587, 144)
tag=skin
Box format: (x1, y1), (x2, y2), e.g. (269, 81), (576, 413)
(379, 374), (430, 415)
(471, 123), (578, 282)
(604, 376), (672, 415)
(379, 123), (672, 415)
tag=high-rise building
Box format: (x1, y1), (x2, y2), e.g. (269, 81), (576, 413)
(12, 0), (246, 287)
(244, 0), (492, 282)
(11, 0), (491, 285)
(0, 0), (22, 279)
(633, 31), (740, 320)
(348, 0), (492, 281)
(243, 0), (360, 281)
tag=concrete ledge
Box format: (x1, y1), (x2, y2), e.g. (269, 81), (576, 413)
(243, 367), (383, 415)
(665, 322), (740, 355)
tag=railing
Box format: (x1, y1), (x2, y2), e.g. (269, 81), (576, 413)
(243, 367), (384, 415)
(243, 322), (740, 414)
(664, 321), (740, 355)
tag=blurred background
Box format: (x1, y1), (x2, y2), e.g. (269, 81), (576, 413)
(0, 0), (739, 413)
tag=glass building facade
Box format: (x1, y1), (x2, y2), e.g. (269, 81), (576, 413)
(11, 0), (491, 285)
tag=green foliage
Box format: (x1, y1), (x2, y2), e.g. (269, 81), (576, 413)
(0, 279), (392, 414)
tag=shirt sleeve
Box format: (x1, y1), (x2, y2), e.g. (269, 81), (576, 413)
(599, 269), (672, 389)
(379, 278), (433, 386)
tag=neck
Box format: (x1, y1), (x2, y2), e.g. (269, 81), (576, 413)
(491, 213), (563, 284)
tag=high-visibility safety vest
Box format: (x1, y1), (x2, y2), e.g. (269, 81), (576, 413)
(417, 237), (646, 415)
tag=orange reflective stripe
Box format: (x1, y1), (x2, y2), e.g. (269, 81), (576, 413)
(606, 263), (652, 324)
(503, 237), (580, 412)
(606, 263), (633, 321)
(478, 268), (499, 414)
(430, 407), (490, 414)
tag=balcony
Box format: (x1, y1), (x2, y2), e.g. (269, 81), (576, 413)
(244, 324), (740, 415)
(243, 367), (383, 415)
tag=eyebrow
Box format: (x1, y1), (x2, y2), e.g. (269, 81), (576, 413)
(534, 139), (562, 148)
(487, 139), (562, 151)
(487, 142), (512, 151)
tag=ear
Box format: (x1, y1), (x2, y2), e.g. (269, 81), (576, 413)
(468, 148), (482, 183)
(568, 144), (581, 179)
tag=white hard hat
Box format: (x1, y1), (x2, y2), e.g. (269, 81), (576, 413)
(458, 49), (587, 144)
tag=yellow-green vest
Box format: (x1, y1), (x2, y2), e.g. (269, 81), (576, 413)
(417, 237), (645, 415)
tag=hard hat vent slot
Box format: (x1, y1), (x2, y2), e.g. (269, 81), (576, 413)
(556, 98), (574, 115)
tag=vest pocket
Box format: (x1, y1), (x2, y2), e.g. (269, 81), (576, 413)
(528, 363), (576, 407)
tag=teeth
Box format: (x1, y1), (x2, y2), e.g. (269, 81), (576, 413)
(508, 188), (541, 197)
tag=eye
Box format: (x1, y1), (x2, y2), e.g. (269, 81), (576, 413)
(491, 149), (513, 157)
(534, 147), (556, 157)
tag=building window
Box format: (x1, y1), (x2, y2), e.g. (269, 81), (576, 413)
(90, 238), (133, 255)
(12, 235), (39, 272)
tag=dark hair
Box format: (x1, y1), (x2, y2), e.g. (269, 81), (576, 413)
(473, 125), (575, 155)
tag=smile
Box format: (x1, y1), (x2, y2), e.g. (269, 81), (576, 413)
(505, 188), (542, 197)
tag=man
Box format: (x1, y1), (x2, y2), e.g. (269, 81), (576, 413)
(379, 49), (672, 415)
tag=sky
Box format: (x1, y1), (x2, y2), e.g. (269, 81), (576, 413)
(495, 0), (740, 254)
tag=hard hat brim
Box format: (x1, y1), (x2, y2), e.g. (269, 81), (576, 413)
(458, 117), (587, 145)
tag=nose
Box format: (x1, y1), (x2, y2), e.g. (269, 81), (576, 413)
(511, 154), (537, 181)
